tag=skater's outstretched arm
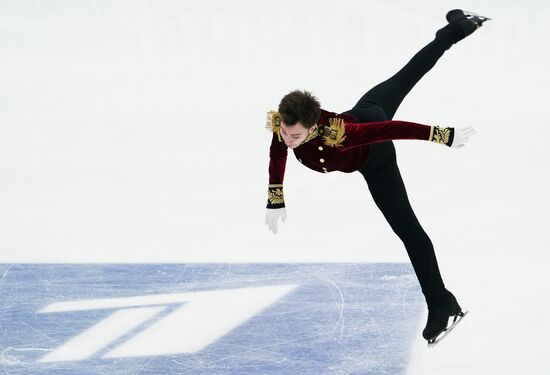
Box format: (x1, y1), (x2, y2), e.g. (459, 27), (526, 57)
(334, 119), (476, 150)
(265, 114), (288, 234)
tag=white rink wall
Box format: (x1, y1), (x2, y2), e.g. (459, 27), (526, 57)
(1, 0), (548, 263)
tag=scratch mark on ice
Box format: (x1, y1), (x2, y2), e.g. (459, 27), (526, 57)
(0, 265), (12, 284)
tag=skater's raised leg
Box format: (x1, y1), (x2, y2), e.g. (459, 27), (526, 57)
(345, 9), (489, 121)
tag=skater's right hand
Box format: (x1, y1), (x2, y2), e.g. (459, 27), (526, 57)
(265, 208), (287, 234)
(451, 126), (477, 148)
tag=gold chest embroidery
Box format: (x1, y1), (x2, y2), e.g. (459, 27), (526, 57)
(322, 118), (347, 147)
(301, 126), (320, 145)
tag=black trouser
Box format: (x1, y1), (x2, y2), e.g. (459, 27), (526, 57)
(342, 30), (456, 310)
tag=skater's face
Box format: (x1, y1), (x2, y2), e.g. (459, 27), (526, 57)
(280, 122), (317, 149)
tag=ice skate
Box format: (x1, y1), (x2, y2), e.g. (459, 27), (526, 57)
(437, 9), (491, 43)
(446, 9), (491, 28)
(422, 291), (466, 346)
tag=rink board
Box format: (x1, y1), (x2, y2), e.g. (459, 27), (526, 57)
(0, 264), (423, 374)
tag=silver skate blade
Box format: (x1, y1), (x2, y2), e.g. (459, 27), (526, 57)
(427, 310), (469, 348)
(464, 11), (492, 21)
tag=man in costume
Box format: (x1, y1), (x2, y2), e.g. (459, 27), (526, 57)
(264, 10), (489, 343)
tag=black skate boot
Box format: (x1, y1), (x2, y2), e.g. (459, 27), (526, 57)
(437, 9), (491, 43)
(446, 9), (491, 27)
(422, 291), (464, 344)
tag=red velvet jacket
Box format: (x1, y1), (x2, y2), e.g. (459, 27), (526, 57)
(266, 109), (453, 208)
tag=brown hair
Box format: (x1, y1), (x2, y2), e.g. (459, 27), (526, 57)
(278, 90), (321, 129)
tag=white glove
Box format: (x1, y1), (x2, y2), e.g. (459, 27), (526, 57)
(451, 126), (477, 148)
(265, 208), (287, 234)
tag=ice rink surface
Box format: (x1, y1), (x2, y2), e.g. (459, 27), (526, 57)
(1, 264), (423, 374)
(1, 0), (550, 374)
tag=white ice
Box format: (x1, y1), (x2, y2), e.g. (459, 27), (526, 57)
(1, 0), (549, 374)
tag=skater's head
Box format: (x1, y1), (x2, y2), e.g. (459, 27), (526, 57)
(278, 90), (321, 149)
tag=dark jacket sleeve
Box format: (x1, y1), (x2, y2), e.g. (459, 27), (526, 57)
(340, 120), (453, 150)
(267, 132), (288, 208)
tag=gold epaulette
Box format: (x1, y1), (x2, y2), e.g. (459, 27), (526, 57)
(321, 118), (347, 147)
(266, 111), (283, 142)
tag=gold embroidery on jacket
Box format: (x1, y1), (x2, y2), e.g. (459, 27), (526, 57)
(430, 126), (451, 145)
(266, 110), (283, 142)
(322, 118), (347, 147)
(301, 126), (320, 145)
(268, 186), (284, 205)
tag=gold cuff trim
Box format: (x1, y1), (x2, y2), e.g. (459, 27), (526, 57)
(430, 126), (452, 146)
(268, 187), (284, 205)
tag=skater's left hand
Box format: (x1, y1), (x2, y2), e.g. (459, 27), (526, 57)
(265, 208), (287, 234)
(451, 126), (477, 148)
